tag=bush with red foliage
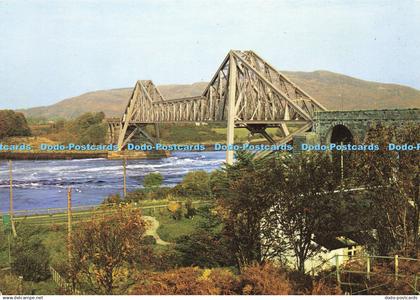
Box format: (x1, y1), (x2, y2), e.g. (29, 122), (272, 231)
(130, 263), (294, 295)
(239, 263), (292, 295)
(130, 267), (237, 295)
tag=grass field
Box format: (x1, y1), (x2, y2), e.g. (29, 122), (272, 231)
(156, 212), (205, 243)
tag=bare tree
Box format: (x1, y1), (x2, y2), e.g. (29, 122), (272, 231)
(69, 207), (151, 294)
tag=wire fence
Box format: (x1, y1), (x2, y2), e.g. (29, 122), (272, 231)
(2, 200), (213, 226)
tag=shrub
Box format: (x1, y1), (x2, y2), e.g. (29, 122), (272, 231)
(288, 270), (313, 294)
(142, 235), (157, 245)
(130, 267), (237, 295)
(0, 274), (23, 294)
(239, 263), (292, 295)
(130, 264), (293, 295)
(311, 279), (342, 295)
(11, 236), (50, 282)
(103, 193), (122, 205)
(175, 230), (235, 268)
(184, 199), (196, 219)
(143, 172), (163, 191)
(167, 201), (183, 220)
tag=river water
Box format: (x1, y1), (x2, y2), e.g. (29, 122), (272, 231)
(0, 151), (225, 212)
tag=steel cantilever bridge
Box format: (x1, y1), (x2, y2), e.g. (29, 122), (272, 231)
(107, 50), (327, 164)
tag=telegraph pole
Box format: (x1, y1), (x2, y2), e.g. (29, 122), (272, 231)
(123, 157), (127, 198)
(67, 187), (72, 262)
(9, 160), (17, 237)
(340, 141), (344, 186)
(226, 52), (237, 165)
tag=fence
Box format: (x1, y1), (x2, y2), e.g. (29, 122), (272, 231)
(6, 200), (213, 226)
(50, 266), (82, 295)
(308, 254), (420, 295)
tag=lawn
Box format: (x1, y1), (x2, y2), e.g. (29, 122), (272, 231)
(155, 212), (205, 243)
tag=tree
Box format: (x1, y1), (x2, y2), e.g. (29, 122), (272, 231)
(351, 123), (420, 256)
(215, 151), (346, 273)
(143, 172), (163, 192)
(213, 151), (280, 268)
(0, 110), (31, 138)
(267, 152), (341, 273)
(175, 170), (211, 197)
(80, 123), (107, 144)
(66, 112), (107, 144)
(174, 206), (235, 268)
(69, 207), (151, 294)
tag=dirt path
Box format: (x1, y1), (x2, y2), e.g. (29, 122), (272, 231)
(143, 216), (170, 245)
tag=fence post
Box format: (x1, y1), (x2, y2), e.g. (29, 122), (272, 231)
(414, 274), (418, 294)
(394, 255), (398, 281)
(123, 158), (127, 198)
(335, 255), (341, 284)
(67, 187), (72, 263)
(366, 256), (371, 280)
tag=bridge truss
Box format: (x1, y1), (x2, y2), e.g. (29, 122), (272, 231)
(108, 50), (327, 163)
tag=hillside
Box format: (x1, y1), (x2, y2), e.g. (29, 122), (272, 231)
(283, 70), (420, 111)
(19, 71), (420, 119)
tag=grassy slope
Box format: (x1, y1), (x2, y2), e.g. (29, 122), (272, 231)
(284, 70), (420, 110)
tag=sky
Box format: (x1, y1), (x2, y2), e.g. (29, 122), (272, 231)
(1, 0), (420, 109)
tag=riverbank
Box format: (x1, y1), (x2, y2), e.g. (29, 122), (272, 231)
(0, 150), (170, 160)
(0, 151), (107, 160)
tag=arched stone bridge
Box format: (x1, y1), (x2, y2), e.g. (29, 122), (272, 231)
(312, 108), (420, 144)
